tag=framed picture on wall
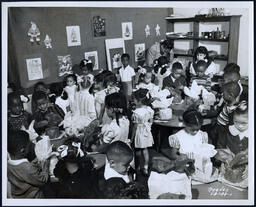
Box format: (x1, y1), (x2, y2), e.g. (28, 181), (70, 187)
(122, 22), (133, 40)
(92, 16), (106, 37)
(134, 43), (146, 62)
(84, 51), (99, 70)
(57, 55), (73, 76)
(105, 38), (125, 71)
(66, 26), (81, 47)
(26, 57), (43, 81)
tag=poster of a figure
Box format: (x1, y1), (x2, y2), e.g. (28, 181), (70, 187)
(66, 26), (81, 46)
(58, 55), (73, 76)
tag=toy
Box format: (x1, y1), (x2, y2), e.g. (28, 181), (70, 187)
(44, 34), (52, 49)
(155, 24), (161, 36)
(145, 25), (150, 37)
(27, 22), (40, 44)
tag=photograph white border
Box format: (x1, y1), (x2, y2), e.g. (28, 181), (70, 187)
(66, 25), (81, 47)
(2, 1), (254, 206)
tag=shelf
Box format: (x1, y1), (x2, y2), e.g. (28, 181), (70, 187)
(174, 53), (228, 61)
(166, 35), (229, 42)
(165, 15), (241, 23)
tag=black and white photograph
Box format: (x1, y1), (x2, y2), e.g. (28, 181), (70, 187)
(2, 1), (254, 206)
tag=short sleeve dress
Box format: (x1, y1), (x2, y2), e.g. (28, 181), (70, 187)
(132, 106), (154, 148)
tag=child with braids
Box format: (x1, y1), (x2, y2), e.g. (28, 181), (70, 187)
(131, 89), (154, 175)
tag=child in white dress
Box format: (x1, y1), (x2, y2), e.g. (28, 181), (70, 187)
(79, 58), (94, 86)
(168, 109), (217, 182)
(63, 74), (79, 113)
(131, 89), (154, 175)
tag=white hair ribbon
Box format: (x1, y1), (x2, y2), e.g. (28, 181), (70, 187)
(72, 142), (85, 157)
(57, 145), (68, 158)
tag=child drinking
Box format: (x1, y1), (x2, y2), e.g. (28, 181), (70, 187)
(63, 74), (79, 113)
(131, 89), (154, 175)
(8, 92), (32, 131)
(76, 76), (97, 121)
(101, 92), (130, 145)
(153, 56), (171, 90)
(7, 130), (50, 198)
(54, 137), (99, 198)
(119, 53), (136, 101)
(189, 46), (218, 77)
(49, 82), (69, 114)
(163, 61), (186, 91)
(79, 58), (94, 86)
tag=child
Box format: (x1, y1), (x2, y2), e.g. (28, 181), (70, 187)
(75, 76), (96, 122)
(63, 74), (79, 113)
(223, 63), (240, 74)
(163, 61), (186, 91)
(103, 141), (134, 183)
(136, 66), (156, 91)
(8, 92), (33, 131)
(7, 130), (50, 198)
(31, 81), (50, 114)
(153, 56), (171, 90)
(131, 89), (154, 175)
(189, 46), (218, 77)
(79, 58), (94, 86)
(49, 82), (69, 114)
(119, 53), (136, 101)
(103, 72), (120, 95)
(54, 137), (99, 198)
(101, 92), (130, 145)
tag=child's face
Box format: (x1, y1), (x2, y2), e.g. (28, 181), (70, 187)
(172, 69), (183, 79)
(233, 113), (248, 132)
(121, 57), (129, 68)
(36, 84), (47, 92)
(10, 98), (23, 115)
(196, 66), (206, 77)
(110, 157), (132, 175)
(36, 98), (49, 113)
(184, 124), (201, 136)
(144, 72), (152, 84)
(94, 81), (103, 90)
(81, 66), (89, 75)
(133, 97), (141, 107)
(197, 53), (206, 61)
(106, 107), (114, 118)
(66, 77), (76, 86)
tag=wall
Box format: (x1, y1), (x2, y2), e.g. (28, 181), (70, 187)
(8, 7), (169, 89)
(172, 8), (249, 76)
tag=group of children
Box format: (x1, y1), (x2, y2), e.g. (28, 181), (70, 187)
(7, 45), (249, 199)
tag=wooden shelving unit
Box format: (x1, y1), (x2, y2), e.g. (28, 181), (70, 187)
(165, 15), (241, 63)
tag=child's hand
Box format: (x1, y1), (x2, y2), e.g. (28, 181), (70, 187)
(169, 139), (180, 149)
(242, 165), (248, 179)
(187, 152), (195, 160)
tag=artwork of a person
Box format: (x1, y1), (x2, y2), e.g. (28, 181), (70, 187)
(124, 24), (130, 37)
(145, 25), (150, 37)
(71, 28), (78, 42)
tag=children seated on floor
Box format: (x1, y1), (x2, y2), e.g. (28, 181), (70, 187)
(7, 130), (51, 198)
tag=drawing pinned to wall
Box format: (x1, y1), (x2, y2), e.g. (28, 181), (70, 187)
(122, 22), (133, 40)
(26, 58), (43, 81)
(27, 22), (40, 44)
(135, 43), (146, 62)
(44, 34), (52, 49)
(145, 25), (150, 37)
(66, 26), (81, 47)
(105, 38), (125, 71)
(84, 51), (99, 70)
(58, 55), (73, 76)
(155, 24), (161, 36)
(93, 16), (106, 37)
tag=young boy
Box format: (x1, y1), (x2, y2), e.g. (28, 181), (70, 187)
(119, 54), (135, 101)
(7, 130), (50, 198)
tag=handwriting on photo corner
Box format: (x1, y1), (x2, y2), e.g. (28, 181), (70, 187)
(208, 186), (232, 197)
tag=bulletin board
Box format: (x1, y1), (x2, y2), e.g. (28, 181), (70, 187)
(8, 7), (170, 89)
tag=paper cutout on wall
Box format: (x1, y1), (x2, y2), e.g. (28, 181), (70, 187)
(26, 58), (43, 81)
(135, 43), (146, 62)
(84, 51), (99, 70)
(122, 22), (133, 40)
(93, 16), (106, 37)
(155, 24), (161, 36)
(27, 22), (40, 44)
(66, 26), (81, 47)
(58, 55), (73, 76)
(44, 34), (52, 49)
(145, 25), (150, 37)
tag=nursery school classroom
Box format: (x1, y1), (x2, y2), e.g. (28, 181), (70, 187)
(4, 4), (253, 202)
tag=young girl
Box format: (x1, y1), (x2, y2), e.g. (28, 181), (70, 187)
(76, 76), (97, 122)
(103, 72), (120, 95)
(54, 137), (99, 198)
(32, 81), (50, 114)
(153, 56), (171, 90)
(136, 66), (156, 91)
(79, 58), (94, 86)
(101, 92), (130, 145)
(8, 92), (33, 131)
(63, 74), (79, 113)
(189, 46), (218, 77)
(49, 82), (69, 114)
(131, 89), (154, 175)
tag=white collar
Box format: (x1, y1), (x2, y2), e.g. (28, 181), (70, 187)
(104, 159), (130, 183)
(122, 65), (130, 70)
(229, 125), (249, 140)
(8, 158), (29, 165)
(170, 75), (176, 82)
